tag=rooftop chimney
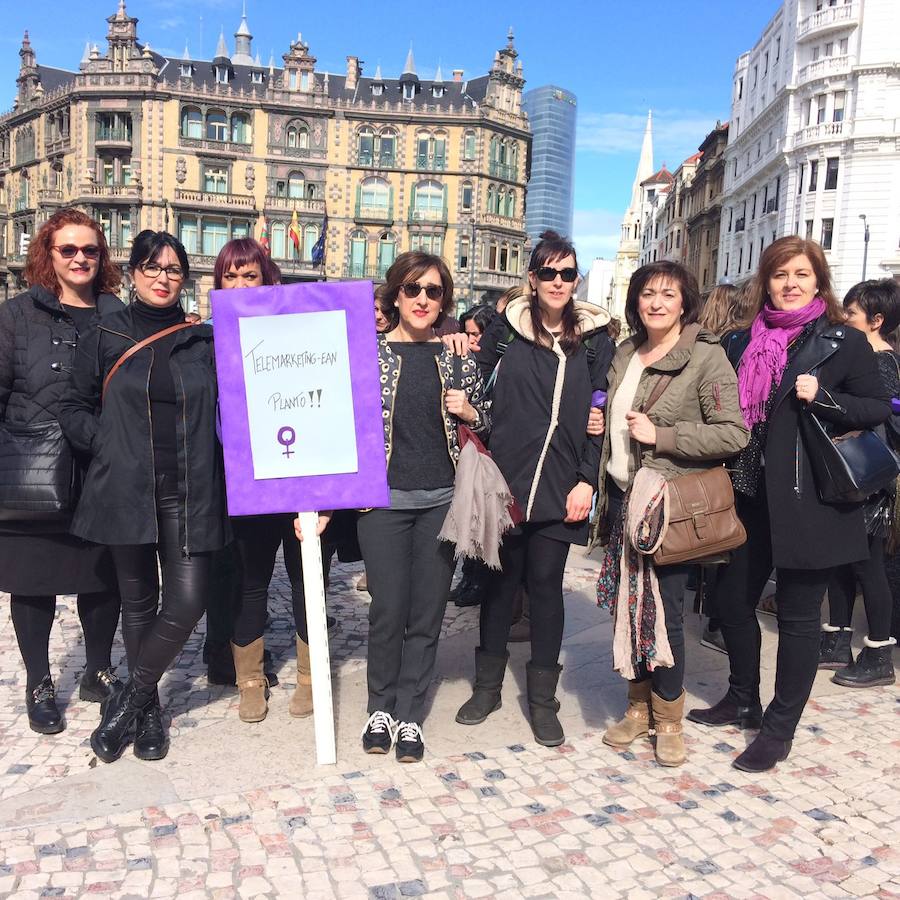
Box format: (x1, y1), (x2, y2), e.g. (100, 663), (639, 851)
(452, 68), (464, 82)
(346, 55), (361, 91)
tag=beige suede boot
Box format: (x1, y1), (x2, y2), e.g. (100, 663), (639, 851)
(231, 638), (269, 723)
(290, 636), (314, 718)
(602, 679), (652, 749)
(651, 690), (686, 766)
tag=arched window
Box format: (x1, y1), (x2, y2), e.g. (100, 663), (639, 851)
(510, 143), (518, 175)
(413, 180), (444, 221)
(181, 107), (202, 139)
(272, 222), (286, 259)
(489, 136), (500, 163)
(459, 235), (470, 270)
(379, 128), (397, 167)
(415, 131), (431, 169)
(377, 232), (396, 276)
(461, 181), (473, 211)
(500, 243), (509, 272)
(303, 224), (318, 258)
(286, 122), (309, 150)
(486, 185), (495, 215)
(488, 240), (498, 270)
(288, 172), (305, 199)
(498, 140), (508, 165)
(358, 127), (375, 165)
(349, 229), (368, 277)
(306, 183), (316, 200)
(463, 131), (476, 161)
(297, 127), (309, 149)
(231, 113), (250, 144)
(506, 189), (515, 218)
(359, 177), (390, 212)
(496, 187), (506, 215)
(206, 110), (228, 142)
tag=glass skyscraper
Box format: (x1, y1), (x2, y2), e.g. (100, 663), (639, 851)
(522, 85), (577, 244)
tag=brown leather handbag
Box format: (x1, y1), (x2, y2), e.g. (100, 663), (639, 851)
(640, 373), (747, 566)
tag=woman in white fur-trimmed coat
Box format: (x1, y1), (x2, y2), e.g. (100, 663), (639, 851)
(455, 230), (614, 747)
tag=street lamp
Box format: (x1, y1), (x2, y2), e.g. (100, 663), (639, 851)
(859, 213), (870, 281)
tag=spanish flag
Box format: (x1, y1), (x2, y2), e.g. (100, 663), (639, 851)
(258, 216), (270, 254)
(288, 209), (301, 256)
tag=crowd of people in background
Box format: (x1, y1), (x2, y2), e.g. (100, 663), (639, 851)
(1, 207), (897, 775)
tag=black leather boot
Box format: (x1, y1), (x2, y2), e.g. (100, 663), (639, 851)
(732, 733), (792, 772)
(90, 681), (149, 763)
(26, 676), (65, 735)
(526, 662), (565, 747)
(79, 667), (121, 703)
(686, 694), (763, 729)
(134, 690), (169, 761)
(832, 639), (896, 688)
(455, 649), (508, 725)
(818, 626), (853, 669)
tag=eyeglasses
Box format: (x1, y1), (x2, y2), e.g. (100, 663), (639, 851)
(535, 266), (578, 283)
(400, 282), (444, 301)
(52, 244), (100, 260)
(140, 263), (185, 281)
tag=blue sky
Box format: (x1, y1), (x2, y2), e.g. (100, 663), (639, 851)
(0, 0), (780, 263)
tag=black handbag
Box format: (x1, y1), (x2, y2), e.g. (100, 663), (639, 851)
(0, 419), (78, 521)
(800, 410), (899, 504)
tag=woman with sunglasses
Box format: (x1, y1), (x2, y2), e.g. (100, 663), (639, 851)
(60, 230), (228, 763)
(359, 251), (489, 763)
(456, 231), (615, 747)
(0, 209), (123, 735)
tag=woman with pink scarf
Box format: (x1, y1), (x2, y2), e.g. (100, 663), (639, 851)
(688, 237), (890, 772)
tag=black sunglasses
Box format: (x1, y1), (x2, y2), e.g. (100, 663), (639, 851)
(400, 282), (444, 300)
(535, 266), (578, 283)
(53, 244), (101, 260)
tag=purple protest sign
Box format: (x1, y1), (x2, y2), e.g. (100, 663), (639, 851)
(211, 280), (389, 516)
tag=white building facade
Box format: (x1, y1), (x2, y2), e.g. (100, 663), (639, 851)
(718, 0), (900, 295)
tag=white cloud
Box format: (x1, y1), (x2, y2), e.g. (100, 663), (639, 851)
(572, 208), (621, 263)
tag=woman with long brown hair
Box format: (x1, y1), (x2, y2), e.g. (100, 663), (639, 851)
(688, 237), (890, 772)
(0, 208), (123, 734)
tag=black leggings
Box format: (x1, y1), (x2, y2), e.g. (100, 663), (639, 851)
(110, 479), (211, 700)
(231, 515), (312, 645)
(11, 591), (120, 691)
(828, 534), (892, 640)
(480, 524), (571, 668)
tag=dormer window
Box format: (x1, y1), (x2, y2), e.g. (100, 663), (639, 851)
(180, 63), (192, 78)
(214, 66), (229, 84)
(250, 70), (263, 84)
(372, 83), (384, 97)
(288, 70), (297, 90)
(432, 85), (444, 99)
(403, 83), (415, 101)
(300, 71), (310, 91)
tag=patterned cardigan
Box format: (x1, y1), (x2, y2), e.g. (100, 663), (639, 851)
(376, 335), (491, 469)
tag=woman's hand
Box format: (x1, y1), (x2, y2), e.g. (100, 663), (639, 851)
(441, 332), (470, 356)
(587, 407), (605, 436)
(564, 481), (594, 523)
(625, 411), (657, 445)
(445, 388), (477, 424)
(795, 373), (819, 404)
(293, 511), (333, 542)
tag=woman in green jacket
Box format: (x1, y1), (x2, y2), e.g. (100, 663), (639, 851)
(595, 261), (749, 766)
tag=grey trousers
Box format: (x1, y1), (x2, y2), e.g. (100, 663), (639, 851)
(358, 503), (455, 724)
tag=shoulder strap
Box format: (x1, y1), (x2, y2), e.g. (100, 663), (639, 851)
(496, 326), (516, 358)
(102, 322), (197, 403)
(641, 373), (675, 414)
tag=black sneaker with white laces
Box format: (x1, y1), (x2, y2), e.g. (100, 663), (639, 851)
(362, 710), (396, 754)
(395, 721), (424, 763)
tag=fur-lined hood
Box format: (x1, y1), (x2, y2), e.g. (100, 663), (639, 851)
(504, 296), (611, 344)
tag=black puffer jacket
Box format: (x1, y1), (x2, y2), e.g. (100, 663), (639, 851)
(0, 286), (123, 534)
(58, 304), (228, 553)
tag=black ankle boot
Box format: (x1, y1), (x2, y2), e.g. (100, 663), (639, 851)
(456, 649), (508, 725)
(686, 694), (763, 729)
(732, 733), (792, 772)
(26, 676), (65, 735)
(90, 681), (148, 763)
(79, 667), (121, 703)
(134, 690), (169, 761)
(526, 662), (564, 747)
(832, 639), (896, 688)
(818, 627), (853, 669)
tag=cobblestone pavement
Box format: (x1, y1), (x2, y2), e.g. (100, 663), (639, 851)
(1, 555), (899, 899)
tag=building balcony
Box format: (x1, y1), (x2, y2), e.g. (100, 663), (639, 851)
(415, 156), (447, 173)
(37, 189), (64, 205)
(12, 198), (35, 214)
(343, 262), (391, 281)
(95, 128), (133, 151)
(264, 196), (326, 214)
(489, 161), (518, 181)
(473, 269), (522, 290)
(267, 145), (312, 159)
(82, 183), (143, 201)
(478, 212), (524, 232)
(408, 207), (448, 226)
(790, 121), (847, 149)
(797, 55), (850, 85)
(357, 151), (397, 169)
(272, 258), (325, 278)
(353, 203), (393, 225)
(178, 135), (252, 155)
(173, 189), (256, 211)
(107, 243), (132, 264)
(797, 2), (858, 41)
(45, 137), (71, 157)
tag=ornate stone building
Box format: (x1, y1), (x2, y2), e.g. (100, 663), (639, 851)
(0, 3), (530, 315)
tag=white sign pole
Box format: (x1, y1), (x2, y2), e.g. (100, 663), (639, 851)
(297, 511), (336, 766)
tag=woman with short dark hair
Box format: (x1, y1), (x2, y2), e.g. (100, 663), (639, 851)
(688, 238), (891, 772)
(359, 251), (489, 763)
(0, 208), (123, 734)
(60, 230), (228, 763)
(820, 278), (900, 686)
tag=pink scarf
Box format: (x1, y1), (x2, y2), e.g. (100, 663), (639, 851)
(738, 298), (826, 428)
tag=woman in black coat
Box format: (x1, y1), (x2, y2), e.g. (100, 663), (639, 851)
(688, 237), (891, 772)
(455, 231), (614, 747)
(60, 230), (228, 763)
(0, 208), (123, 734)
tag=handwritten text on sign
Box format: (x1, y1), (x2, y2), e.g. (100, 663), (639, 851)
(238, 310), (359, 480)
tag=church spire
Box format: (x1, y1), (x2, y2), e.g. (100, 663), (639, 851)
(629, 110), (654, 211)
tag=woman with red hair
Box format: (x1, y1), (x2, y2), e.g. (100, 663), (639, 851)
(0, 208), (123, 734)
